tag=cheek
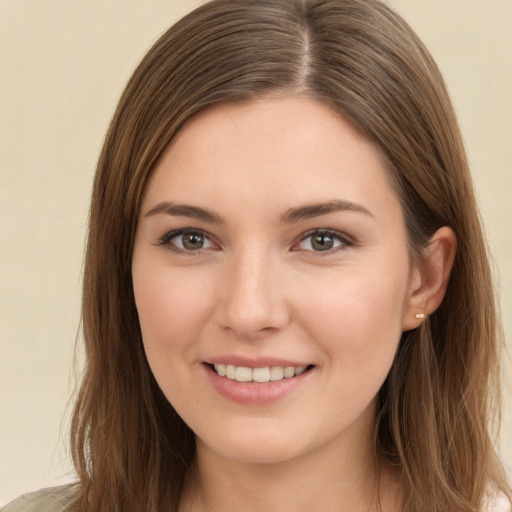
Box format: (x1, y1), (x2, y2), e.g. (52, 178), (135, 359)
(132, 263), (220, 413)
(294, 263), (409, 371)
(132, 265), (215, 362)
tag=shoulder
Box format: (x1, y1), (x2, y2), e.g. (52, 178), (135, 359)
(1, 484), (76, 512)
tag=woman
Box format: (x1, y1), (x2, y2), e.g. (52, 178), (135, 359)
(3, 0), (510, 511)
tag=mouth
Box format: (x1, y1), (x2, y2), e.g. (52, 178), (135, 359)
(207, 363), (314, 383)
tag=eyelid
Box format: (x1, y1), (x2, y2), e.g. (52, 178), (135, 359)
(154, 227), (354, 255)
(155, 227), (219, 254)
(291, 228), (354, 253)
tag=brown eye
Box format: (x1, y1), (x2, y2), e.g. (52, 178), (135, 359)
(162, 229), (216, 252)
(295, 230), (351, 253)
(311, 234), (335, 251)
(182, 232), (205, 250)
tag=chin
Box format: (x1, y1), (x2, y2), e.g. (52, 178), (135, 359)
(196, 425), (315, 465)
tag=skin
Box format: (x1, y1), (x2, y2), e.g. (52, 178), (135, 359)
(132, 96), (456, 512)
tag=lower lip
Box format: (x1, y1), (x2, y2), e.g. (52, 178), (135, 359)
(203, 364), (312, 405)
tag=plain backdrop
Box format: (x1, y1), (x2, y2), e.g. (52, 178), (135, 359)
(1, 0), (511, 505)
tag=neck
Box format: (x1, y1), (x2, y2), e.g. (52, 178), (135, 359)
(179, 420), (400, 512)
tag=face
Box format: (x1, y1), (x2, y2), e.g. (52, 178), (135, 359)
(132, 96), (419, 466)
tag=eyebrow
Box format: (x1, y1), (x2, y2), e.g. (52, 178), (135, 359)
(144, 201), (226, 224)
(279, 200), (374, 224)
(144, 199), (373, 224)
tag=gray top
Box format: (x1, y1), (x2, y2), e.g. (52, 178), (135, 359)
(2, 483), (510, 511)
(1, 485), (75, 512)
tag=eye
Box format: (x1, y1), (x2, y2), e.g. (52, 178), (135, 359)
(294, 230), (352, 252)
(158, 229), (216, 253)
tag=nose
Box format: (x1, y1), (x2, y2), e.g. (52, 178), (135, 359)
(215, 249), (290, 340)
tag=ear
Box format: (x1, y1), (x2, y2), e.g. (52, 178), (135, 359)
(402, 226), (457, 331)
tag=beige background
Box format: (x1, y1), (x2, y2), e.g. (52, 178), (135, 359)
(0, 0), (510, 505)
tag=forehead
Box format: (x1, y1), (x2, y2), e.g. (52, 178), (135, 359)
(167, 96), (377, 168)
(143, 96), (401, 225)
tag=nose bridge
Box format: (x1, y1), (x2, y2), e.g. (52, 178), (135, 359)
(217, 244), (287, 338)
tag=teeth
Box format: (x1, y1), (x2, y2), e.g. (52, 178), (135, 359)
(283, 366), (295, 378)
(226, 365), (236, 379)
(295, 365), (306, 376)
(270, 366), (284, 381)
(235, 366), (252, 382)
(213, 364), (309, 382)
(253, 367), (270, 383)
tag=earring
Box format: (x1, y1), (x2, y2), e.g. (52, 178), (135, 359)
(415, 313), (425, 319)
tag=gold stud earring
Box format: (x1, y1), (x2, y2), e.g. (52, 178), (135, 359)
(415, 313), (425, 319)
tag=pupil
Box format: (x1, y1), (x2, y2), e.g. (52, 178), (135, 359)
(183, 233), (204, 250)
(312, 234), (333, 251)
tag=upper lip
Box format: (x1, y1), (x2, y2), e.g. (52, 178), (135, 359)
(205, 356), (312, 368)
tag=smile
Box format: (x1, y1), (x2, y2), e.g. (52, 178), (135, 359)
(212, 364), (309, 382)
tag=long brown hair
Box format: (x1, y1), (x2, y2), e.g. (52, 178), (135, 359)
(71, 1), (510, 510)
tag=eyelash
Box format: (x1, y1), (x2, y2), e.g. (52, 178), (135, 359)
(155, 228), (354, 255)
(292, 229), (354, 255)
(155, 228), (218, 255)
